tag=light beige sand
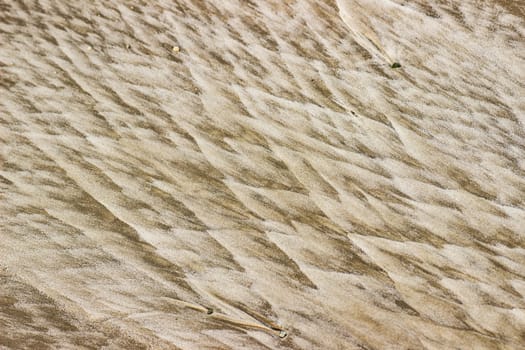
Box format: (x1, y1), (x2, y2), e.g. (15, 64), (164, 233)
(1, 0), (524, 349)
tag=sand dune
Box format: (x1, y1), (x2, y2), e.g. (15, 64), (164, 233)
(1, 0), (524, 349)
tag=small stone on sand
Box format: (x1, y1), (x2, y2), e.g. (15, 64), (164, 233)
(172, 46), (180, 53)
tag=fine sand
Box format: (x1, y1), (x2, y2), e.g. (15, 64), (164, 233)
(1, 0), (524, 349)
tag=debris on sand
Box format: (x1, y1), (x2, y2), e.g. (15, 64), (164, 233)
(391, 62), (401, 69)
(172, 46), (180, 53)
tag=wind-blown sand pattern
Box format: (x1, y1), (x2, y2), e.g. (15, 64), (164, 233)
(1, 0), (525, 349)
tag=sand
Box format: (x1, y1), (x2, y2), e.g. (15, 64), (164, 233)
(0, 0), (524, 349)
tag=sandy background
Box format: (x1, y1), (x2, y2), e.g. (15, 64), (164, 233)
(1, 0), (525, 349)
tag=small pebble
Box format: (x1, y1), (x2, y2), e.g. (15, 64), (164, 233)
(391, 62), (402, 69)
(279, 330), (287, 339)
(172, 46), (180, 53)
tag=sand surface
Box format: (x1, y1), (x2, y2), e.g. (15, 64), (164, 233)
(1, 0), (525, 349)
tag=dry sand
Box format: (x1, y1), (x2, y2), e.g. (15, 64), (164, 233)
(1, 0), (525, 349)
